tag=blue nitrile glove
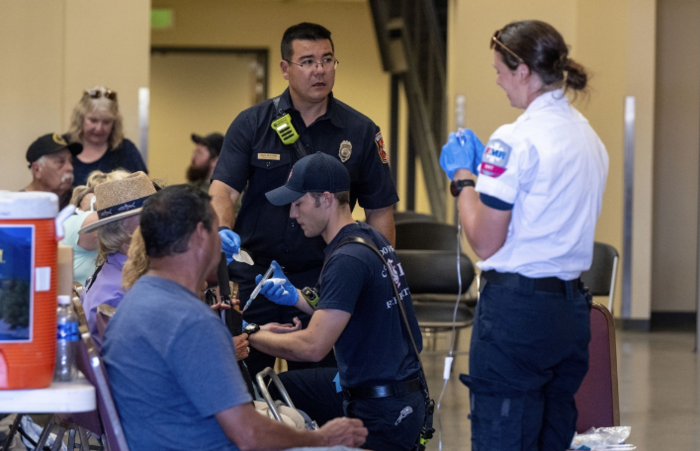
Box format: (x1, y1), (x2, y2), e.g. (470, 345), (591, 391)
(439, 129), (486, 180)
(255, 260), (298, 306)
(257, 277), (299, 306)
(218, 227), (241, 265)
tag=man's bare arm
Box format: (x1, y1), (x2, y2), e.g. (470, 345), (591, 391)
(209, 180), (241, 229)
(365, 205), (395, 246)
(216, 402), (367, 450)
(249, 309), (350, 362)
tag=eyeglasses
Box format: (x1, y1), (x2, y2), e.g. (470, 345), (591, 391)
(286, 57), (339, 71)
(84, 89), (117, 101)
(491, 30), (524, 64)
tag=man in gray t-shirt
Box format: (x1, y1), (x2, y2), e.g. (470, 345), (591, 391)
(103, 184), (367, 451)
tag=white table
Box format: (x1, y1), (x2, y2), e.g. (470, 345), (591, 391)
(0, 376), (96, 451)
(0, 377), (96, 413)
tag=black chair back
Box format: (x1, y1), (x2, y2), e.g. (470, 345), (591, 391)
(396, 222), (460, 251)
(397, 250), (474, 295)
(394, 210), (436, 225)
(581, 242), (619, 312)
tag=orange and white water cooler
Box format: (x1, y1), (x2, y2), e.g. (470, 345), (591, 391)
(0, 191), (71, 389)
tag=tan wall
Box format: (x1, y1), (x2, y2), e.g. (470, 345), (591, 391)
(448, 0), (656, 319)
(652, 0), (700, 312)
(150, 0), (394, 218)
(149, 52), (259, 185)
(0, 0), (150, 192)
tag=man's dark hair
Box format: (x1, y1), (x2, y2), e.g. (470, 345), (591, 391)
(309, 191), (350, 207)
(140, 184), (214, 258)
(281, 22), (334, 61)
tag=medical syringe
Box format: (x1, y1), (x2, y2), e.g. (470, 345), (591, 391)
(242, 263), (275, 312)
(456, 128), (467, 146)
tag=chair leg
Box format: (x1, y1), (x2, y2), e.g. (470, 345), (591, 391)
(1, 414), (22, 451)
(453, 328), (461, 352)
(77, 427), (92, 451)
(67, 428), (77, 450)
(35, 414), (57, 450)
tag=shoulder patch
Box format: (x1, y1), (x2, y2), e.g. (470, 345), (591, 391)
(375, 132), (388, 164)
(480, 139), (512, 178)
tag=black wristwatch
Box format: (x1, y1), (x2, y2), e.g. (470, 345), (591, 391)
(243, 323), (260, 336)
(450, 179), (475, 197)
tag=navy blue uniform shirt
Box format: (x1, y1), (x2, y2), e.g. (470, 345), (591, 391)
(212, 89), (399, 271)
(318, 222), (422, 388)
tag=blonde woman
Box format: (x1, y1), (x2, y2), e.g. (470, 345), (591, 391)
(66, 85), (147, 186)
(61, 169), (131, 285)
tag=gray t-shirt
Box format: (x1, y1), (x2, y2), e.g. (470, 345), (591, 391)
(103, 275), (251, 451)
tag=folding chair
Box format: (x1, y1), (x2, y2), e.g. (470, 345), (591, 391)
(396, 249), (475, 351)
(95, 304), (117, 344)
(574, 303), (620, 432)
(76, 325), (130, 451)
(581, 242), (619, 313)
(62, 297), (129, 451)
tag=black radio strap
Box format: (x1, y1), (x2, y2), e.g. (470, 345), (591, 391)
(272, 96), (307, 161)
(319, 235), (425, 373)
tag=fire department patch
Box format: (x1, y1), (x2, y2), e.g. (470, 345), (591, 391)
(375, 132), (388, 164)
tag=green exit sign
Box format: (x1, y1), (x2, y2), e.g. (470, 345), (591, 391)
(151, 9), (174, 29)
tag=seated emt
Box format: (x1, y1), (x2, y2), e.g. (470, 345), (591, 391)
(102, 184), (368, 451)
(247, 152), (428, 451)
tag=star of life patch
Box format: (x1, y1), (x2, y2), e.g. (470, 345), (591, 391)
(480, 139), (512, 178)
(375, 132), (388, 164)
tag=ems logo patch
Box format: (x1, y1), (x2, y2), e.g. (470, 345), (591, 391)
(375, 132), (388, 164)
(480, 139), (512, 178)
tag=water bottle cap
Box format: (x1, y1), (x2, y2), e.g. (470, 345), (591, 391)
(58, 295), (71, 305)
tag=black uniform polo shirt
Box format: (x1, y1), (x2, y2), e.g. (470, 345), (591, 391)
(212, 88), (398, 272)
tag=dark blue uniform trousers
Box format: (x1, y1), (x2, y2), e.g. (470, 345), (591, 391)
(276, 367), (425, 451)
(461, 277), (591, 451)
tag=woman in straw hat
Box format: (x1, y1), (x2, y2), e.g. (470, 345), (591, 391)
(61, 169), (131, 286)
(80, 171), (157, 349)
(66, 85), (148, 186)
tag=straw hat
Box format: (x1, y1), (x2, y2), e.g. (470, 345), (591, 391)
(79, 171), (156, 234)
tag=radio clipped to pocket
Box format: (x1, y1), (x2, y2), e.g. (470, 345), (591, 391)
(271, 114), (300, 145)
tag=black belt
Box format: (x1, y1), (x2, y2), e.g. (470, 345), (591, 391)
(481, 270), (580, 294)
(343, 378), (423, 400)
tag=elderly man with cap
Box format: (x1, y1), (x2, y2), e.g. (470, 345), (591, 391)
(244, 152), (430, 451)
(23, 133), (83, 209)
(187, 132), (223, 192)
(80, 171), (156, 349)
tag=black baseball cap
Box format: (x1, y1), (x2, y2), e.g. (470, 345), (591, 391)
(26, 133), (83, 164)
(266, 152), (350, 206)
(191, 133), (224, 158)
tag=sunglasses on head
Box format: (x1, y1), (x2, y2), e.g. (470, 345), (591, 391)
(84, 89), (117, 101)
(491, 30), (524, 64)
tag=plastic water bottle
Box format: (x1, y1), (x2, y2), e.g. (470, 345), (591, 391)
(54, 295), (79, 382)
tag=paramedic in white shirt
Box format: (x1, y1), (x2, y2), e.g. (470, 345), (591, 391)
(439, 20), (609, 451)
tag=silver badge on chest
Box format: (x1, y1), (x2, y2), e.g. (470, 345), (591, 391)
(339, 140), (352, 163)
